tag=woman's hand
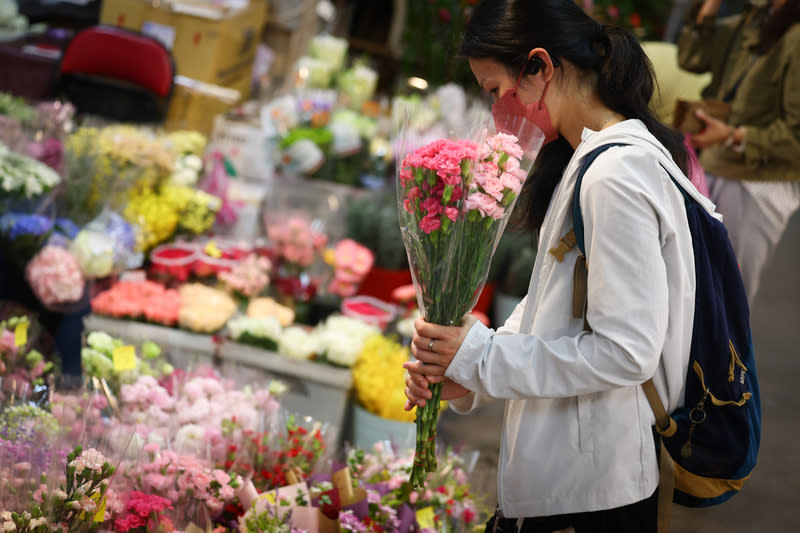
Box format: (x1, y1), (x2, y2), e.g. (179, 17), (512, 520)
(402, 314), (477, 409)
(406, 315), (477, 378)
(697, 0), (724, 23)
(690, 109), (734, 149)
(404, 369), (471, 410)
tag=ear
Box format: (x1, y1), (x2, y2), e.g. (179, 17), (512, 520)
(526, 48), (556, 83)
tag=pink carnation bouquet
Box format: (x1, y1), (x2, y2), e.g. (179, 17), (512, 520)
(396, 112), (544, 486)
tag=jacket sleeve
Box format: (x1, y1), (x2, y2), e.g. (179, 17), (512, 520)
(445, 154), (671, 399)
(742, 50), (800, 168)
(447, 295), (529, 413)
(677, 1), (717, 73)
(677, 2), (744, 75)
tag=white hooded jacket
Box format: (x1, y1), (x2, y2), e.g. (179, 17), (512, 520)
(446, 120), (719, 518)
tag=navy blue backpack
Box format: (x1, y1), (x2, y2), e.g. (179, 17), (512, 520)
(560, 143), (761, 521)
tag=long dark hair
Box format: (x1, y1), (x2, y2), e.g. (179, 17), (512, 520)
(760, 0), (800, 53)
(461, 0), (688, 232)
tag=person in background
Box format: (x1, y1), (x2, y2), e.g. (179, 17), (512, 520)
(403, 0), (712, 531)
(641, 40), (712, 197)
(678, 0), (800, 302)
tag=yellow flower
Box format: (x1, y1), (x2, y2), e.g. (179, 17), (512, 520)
(352, 335), (416, 423)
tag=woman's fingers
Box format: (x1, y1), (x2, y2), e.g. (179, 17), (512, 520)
(404, 359), (446, 377)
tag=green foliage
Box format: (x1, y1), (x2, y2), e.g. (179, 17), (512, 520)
(584, 0), (670, 41)
(401, 0), (478, 87)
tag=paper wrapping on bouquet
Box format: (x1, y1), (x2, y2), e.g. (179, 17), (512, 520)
(395, 109), (544, 485)
(239, 469), (369, 533)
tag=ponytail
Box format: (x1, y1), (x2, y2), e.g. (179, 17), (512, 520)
(595, 25), (688, 175)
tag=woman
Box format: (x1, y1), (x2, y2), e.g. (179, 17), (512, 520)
(678, 0), (800, 303)
(403, 1), (718, 531)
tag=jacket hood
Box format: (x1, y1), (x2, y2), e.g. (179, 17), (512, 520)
(579, 119), (720, 218)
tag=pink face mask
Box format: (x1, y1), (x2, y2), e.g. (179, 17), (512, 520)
(492, 68), (559, 145)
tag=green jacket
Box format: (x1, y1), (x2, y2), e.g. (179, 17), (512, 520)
(678, 1), (800, 182)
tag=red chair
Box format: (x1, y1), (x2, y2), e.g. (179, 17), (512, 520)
(58, 25), (174, 123)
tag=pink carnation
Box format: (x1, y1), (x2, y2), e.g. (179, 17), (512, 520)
(500, 172), (523, 195)
(419, 214), (441, 234)
(464, 192), (502, 219)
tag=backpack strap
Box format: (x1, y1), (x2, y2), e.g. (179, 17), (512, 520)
(570, 142), (687, 533)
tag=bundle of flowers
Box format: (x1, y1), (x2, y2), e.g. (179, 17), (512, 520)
(0, 140), (61, 202)
(178, 283), (237, 333)
(64, 126), (217, 251)
(119, 444), (244, 527)
(91, 280), (181, 326)
(397, 121), (542, 484)
(108, 369), (281, 464)
(71, 209), (142, 279)
(227, 315), (283, 352)
(351, 335), (415, 423)
(276, 326), (321, 361)
(221, 414), (328, 495)
(265, 212), (328, 306)
(347, 443), (482, 532)
(246, 297), (296, 327)
(26, 245), (85, 308)
(0, 315), (57, 398)
(0, 212), (54, 264)
(4, 447), (116, 532)
(219, 254), (272, 299)
(325, 239), (374, 299)
(80, 331), (173, 394)
(313, 315), (381, 368)
(124, 183), (221, 251)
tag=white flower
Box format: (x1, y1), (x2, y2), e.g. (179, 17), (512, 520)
(79, 448), (106, 472)
(69, 457), (85, 474)
(29, 518), (46, 528)
(2, 521), (16, 532)
(318, 328), (362, 367)
(228, 315), (282, 342)
(313, 314), (380, 367)
(278, 326), (320, 360)
(174, 424), (206, 457)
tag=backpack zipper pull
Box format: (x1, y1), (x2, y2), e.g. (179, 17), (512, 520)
(681, 388), (710, 459)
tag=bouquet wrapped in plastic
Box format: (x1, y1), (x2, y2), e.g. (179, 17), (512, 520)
(396, 111), (543, 486)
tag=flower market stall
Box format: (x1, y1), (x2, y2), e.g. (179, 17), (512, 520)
(0, 8), (550, 526)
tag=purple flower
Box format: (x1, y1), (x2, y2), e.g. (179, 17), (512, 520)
(0, 213), (53, 240)
(54, 218), (79, 239)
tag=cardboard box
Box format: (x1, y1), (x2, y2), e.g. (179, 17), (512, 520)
(164, 75), (242, 135)
(100, 0), (267, 88)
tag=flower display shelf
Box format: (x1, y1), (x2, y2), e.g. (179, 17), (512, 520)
(218, 342), (353, 443)
(83, 314), (217, 368)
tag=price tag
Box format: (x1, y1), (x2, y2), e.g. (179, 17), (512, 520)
(416, 506), (435, 530)
(204, 240), (222, 258)
(14, 321), (28, 347)
(112, 346), (137, 372)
